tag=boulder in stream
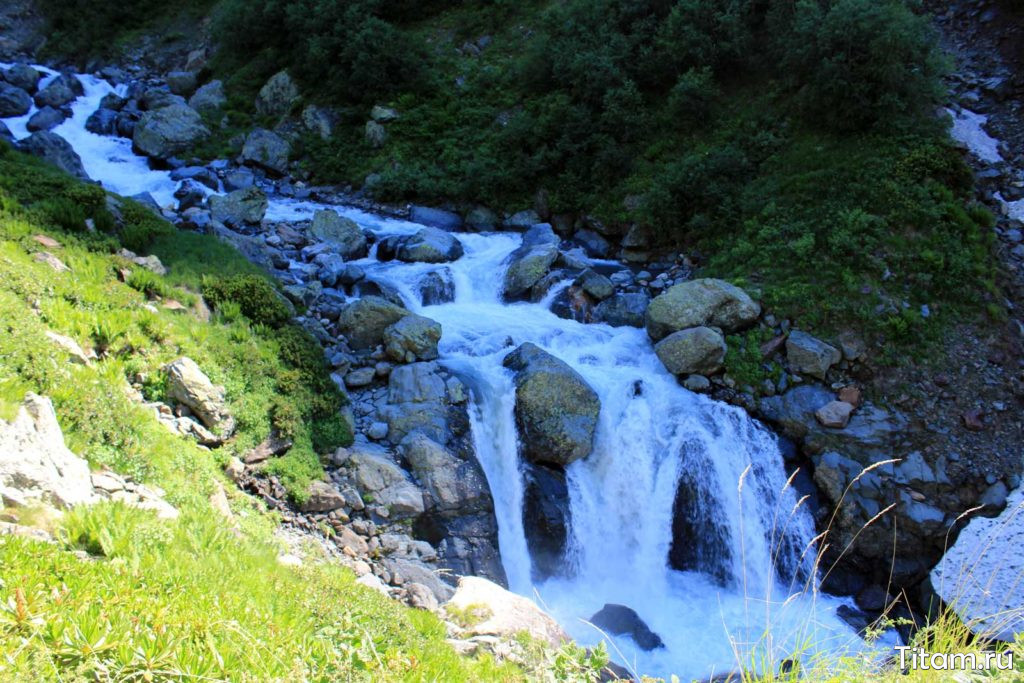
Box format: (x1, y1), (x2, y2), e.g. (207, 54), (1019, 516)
(133, 104), (210, 160)
(589, 603), (665, 651)
(645, 278), (761, 341)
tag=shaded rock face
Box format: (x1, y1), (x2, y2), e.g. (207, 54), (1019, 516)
(593, 292), (649, 328)
(188, 80), (226, 115)
(308, 210), (367, 260)
(445, 576), (569, 648)
(255, 70), (299, 119)
(0, 393), (95, 509)
(654, 326), (726, 376)
(0, 82), (31, 117)
(418, 269), (455, 305)
(503, 224), (560, 300)
(409, 206), (463, 231)
(209, 187), (268, 227)
(19, 132), (89, 180)
(503, 343), (600, 466)
(522, 463), (571, 580)
(345, 441), (426, 519)
(163, 357), (235, 437)
(132, 104), (210, 160)
(379, 362), (469, 446)
(668, 459), (734, 586)
(34, 74), (81, 109)
(26, 106), (65, 132)
(645, 278), (761, 341)
(589, 604), (665, 651)
(242, 128), (290, 175)
(401, 432), (492, 516)
(2, 64), (40, 94)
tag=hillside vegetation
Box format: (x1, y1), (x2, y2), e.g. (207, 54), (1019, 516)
(0, 144), (522, 681)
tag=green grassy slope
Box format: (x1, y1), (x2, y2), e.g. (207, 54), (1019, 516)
(0, 144), (520, 681)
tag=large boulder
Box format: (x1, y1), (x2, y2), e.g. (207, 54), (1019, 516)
(33, 75), (81, 109)
(930, 485), (1024, 641)
(503, 224), (560, 300)
(417, 270), (455, 305)
(188, 80), (226, 115)
(85, 108), (118, 136)
(133, 104), (210, 160)
(301, 104), (337, 140)
(26, 106), (65, 132)
(299, 481), (346, 513)
(444, 576), (569, 648)
(400, 432), (491, 515)
(383, 314), (442, 363)
(139, 88), (186, 111)
(654, 326), (726, 376)
(590, 604), (665, 651)
(343, 441), (425, 518)
(255, 70), (300, 119)
(166, 71), (198, 96)
(241, 128), (290, 175)
(786, 330), (841, 380)
(0, 82), (31, 117)
(337, 296), (409, 349)
(2, 64), (41, 94)
(593, 292), (649, 328)
(209, 187), (268, 227)
(645, 278), (761, 341)
(19, 132), (88, 180)
(380, 362), (465, 445)
(409, 206), (463, 231)
(0, 394), (95, 509)
(163, 357), (235, 436)
(308, 210), (367, 259)
(396, 227), (464, 263)
(503, 343), (600, 466)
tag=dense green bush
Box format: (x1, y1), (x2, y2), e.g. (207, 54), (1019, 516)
(202, 273), (293, 327)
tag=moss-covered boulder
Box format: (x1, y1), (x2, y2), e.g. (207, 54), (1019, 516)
(654, 326), (726, 376)
(503, 342), (600, 466)
(645, 278), (760, 341)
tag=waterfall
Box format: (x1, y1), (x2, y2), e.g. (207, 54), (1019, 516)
(1, 66), (870, 680)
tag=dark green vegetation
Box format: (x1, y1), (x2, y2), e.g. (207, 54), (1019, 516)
(203, 0), (995, 355)
(0, 143), (350, 500)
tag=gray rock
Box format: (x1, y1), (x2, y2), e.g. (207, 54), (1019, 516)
(300, 481), (346, 512)
(0, 82), (31, 117)
(255, 71), (300, 119)
(504, 209), (542, 229)
(209, 187), (268, 227)
(309, 210), (367, 259)
(503, 224), (560, 300)
(301, 104), (337, 140)
(174, 179), (206, 211)
(33, 75), (80, 109)
(0, 394), (95, 509)
(593, 292), (649, 328)
(26, 106), (65, 132)
(367, 422), (389, 440)
(654, 327), (726, 376)
(188, 80), (226, 115)
(365, 120), (387, 147)
(575, 269), (614, 301)
(786, 330), (841, 380)
(815, 400), (854, 429)
(242, 128), (290, 175)
(345, 367), (376, 388)
(164, 357), (235, 436)
(401, 433), (491, 514)
(85, 108), (118, 136)
(464, 206), (498, 231)
(590, 604), (665, 651)
(370, 105), (399, 122)
(139, 88), (187, 111)
(445, 576), (568, 647)
(344, 442), (425, 519)
(683, 374), (711, 392)
(2, 64), (40, 94)
(645, 278), (761, 341)
(573, 228), (612, 258)
(383, 314), (442, 363)
(133, 104), (210, 160)
(523, 463), (570, 579)
(384, 558), (453, 602)
(223, 167), (255, 192)
(396, 227), (464, 263)
(337, 296), (409, 349)
(418, 270), (455, 305)
(19, 132), (88, 179)
(410, 206), (463, 231)
(503, 343), (600, 466)
(166, 71), (198, 96)
(0, 121), (12, 144)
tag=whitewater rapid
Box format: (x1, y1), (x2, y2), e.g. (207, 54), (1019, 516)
(1, 66), (876, 679)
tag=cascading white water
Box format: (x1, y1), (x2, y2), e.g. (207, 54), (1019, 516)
(1, 66), (875, 680)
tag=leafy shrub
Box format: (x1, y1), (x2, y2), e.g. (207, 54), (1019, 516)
(202, 274), (292, 327)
